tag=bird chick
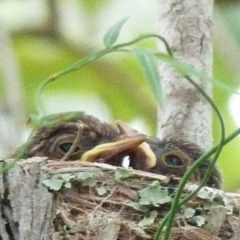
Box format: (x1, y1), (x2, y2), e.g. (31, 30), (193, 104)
(13, 112), (221, 188)
(14, 112), (154, 169)
(113, 120), (222, 189)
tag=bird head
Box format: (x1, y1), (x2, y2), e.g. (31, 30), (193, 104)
(17, 112), (119, 160)
(143, 138), (222, 189)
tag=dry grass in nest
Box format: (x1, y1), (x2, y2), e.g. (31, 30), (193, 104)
(45, 162), (172, 240)
(3, 158), (239, 239)
(41, 161), (238, 240)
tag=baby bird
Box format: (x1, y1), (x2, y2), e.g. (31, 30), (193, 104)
(13, 112), (221, 188)
(114, 120), (222, 189)
(14, 112), (154, 169)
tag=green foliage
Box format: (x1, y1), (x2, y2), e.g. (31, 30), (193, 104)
(95, 186), (107, 196)
(183, 208), (195, 219)
(103, 17), (129, 47)
(139, 181), (172, 206)
(127, 181), (172, 214)
(138, 210), (158, 228)
(42, 174), (75, 191)
(114, 168), (135, 181)
(42, 172), (97, 191)
(75, 172), (96, 187)
(133, 48), (163, 106)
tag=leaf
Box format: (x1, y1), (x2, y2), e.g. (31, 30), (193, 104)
(95, 186), (107, 196)
(76, 172), (96, 187)
(133, 48), (163, 106)
(155, 52), (240, 96)
(103, 17), (129, 47)
(183, 208), (195, 219)
(193, 216), (206, 226)
(59, 173), (75, 182)
(220, 193), (234, 214)
(39, 112), (84, 128)
(127, 202), (150, 213)
(196, 187), (215, 200)
(139, 181), (172, 206)
(42, 178), (64, 191)
(115, 168), (135, 181)
(138, 210), (158, 228)
(65, 182), (72, 188)
(76, 172), (94, 180)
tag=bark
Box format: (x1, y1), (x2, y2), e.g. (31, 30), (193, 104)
(157, 0), (214, 151)
(0, 158), (239, 240)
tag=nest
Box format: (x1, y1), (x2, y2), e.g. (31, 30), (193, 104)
(42, 161), (238, 240)
(1, 158), (239, 240)
(46, 162), (169, 240)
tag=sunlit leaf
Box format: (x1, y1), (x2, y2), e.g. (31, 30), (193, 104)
(133, 48), (163, 106)
(103, 17), (129, 47)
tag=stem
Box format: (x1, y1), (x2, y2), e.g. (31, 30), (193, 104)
(36, 34), (171, 116)
(156, 75), (225, 239)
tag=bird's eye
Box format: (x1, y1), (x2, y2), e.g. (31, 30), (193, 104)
(163, 153), (184, 167)
(59, 142), (79, 153)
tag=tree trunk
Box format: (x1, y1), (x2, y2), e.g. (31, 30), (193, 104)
(157, 0), (214, 151)
(0, 158), (239, 240)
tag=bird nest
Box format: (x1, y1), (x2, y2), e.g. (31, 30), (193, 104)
(41, 160), (238, 240)
(46, 161), (169, 240)
(1, 158), (239, 240)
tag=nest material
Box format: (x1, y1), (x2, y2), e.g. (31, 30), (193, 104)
(46, 161), (169, 240)
(1, 158), (240, 240)
(44, 161), (237, 240)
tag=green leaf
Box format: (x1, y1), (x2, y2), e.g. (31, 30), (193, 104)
(42, 178), (64, 191)
(183, 207), (195, 219)
(95, 186), (107, 196)
(138, 210), (158, 228)
(76, 172), (94, 180)
(103, 17), (129, 47)
(127, 202), (150, 213)
(155, 52), (240, 95)
(76, 172), (96, 187)
(193, 216), (206, 226)
(114, 168), (135, 181)
(221, 193), (234, 214)
(139, 181), (172, 206)
(59, 173), (75, 182)
(196, 187), (215, 200)
(133, 48), (163, 106)
(65, 182), (72, 188)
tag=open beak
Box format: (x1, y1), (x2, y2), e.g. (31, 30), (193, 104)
(80, 134), (156, 170)
(115, 120), (156, 169)
(134, 141), (156, 169)
(80, 134), (146, 162)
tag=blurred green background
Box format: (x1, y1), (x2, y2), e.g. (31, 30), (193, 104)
(0, 0), (240, 191)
